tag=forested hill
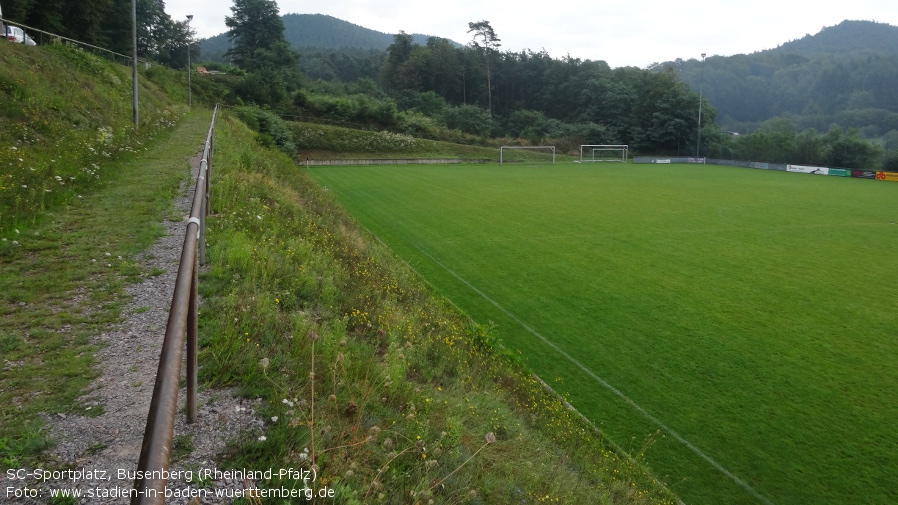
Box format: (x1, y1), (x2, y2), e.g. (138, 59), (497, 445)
(664, 20), (898, 136)
(199, 13), (456, 61)
(771, 20), (898, 57)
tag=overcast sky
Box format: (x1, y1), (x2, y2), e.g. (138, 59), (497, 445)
(166, 0), (898, 68)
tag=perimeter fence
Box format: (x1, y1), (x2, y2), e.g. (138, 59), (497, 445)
(0, 16), (152, 68)
(633, 156), (898, 182)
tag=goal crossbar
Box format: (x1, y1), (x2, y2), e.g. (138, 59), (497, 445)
(499, 146), (556, 165)
(578, 144), (628, 163)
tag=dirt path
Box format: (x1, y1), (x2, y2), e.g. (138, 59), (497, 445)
(7, 125), (262, 504)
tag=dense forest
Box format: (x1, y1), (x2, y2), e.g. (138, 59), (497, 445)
(1, 0), (196, 68)
(201, 13), (713, 157)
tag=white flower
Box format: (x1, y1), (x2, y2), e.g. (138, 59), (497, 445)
(271, 416), (278, 423)
(258, 435), (267, 442)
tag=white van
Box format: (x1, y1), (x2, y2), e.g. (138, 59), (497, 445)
(5, 25), (36, 46)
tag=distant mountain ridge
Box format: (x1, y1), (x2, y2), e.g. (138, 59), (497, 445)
(665, 20), (898, 135)
(768, 20), (898, 57)
(199, 13), (459, 61)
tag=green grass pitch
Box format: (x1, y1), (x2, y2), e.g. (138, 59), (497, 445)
(306, 162), (898, 505)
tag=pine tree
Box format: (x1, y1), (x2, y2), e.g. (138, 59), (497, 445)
(225, 0), (295, 71)
(467, 20), (501, 116)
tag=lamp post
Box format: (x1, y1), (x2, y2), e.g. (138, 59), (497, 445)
(696, 52), (706, 159)
(186, 15), (193, 107)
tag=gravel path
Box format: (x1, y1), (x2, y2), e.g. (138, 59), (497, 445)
(7, 152), (263, 504)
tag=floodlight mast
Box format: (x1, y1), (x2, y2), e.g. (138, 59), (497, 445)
(697, 53), (706, 159)
(187, 15), (193, 107)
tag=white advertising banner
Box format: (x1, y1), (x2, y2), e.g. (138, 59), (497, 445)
(787, 165), (829, 175)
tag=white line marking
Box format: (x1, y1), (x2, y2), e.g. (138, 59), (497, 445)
(416, 246), (773, 505)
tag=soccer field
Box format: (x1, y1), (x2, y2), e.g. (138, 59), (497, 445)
(306, 162), (898, 505)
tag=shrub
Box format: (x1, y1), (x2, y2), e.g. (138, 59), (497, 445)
(442, 104), (494, 136)
(234, 106), (296, 154)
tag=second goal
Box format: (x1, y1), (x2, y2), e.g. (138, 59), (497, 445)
(578, 145), (628, 163)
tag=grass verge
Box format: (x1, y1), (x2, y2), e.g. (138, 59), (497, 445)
(0, 109), (212, 468)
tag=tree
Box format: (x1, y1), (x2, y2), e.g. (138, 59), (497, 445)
(225, 0), (295, 71)
(824, 127), (882, 169)
(467, 20), (501, 116)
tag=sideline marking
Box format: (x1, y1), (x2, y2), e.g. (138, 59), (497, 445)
(416, 246), (774, 505)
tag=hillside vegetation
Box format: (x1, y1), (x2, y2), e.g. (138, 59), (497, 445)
(0, 39), (675, 504)
(669, 20), (898, 136)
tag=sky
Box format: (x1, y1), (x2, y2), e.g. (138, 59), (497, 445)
(166, 0), (898, 68)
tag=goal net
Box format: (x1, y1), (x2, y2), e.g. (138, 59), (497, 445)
(499, 146), (556, 165)
(578, 145), (628, 163)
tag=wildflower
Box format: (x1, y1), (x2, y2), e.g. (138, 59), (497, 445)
(259, 357), (269, 370)
(270, 416), (278, 423)
(485, 432), (497, 444)
(258, 435), (267, 442)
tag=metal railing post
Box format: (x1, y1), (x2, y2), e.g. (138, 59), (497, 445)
(186, 250), (198, 423)
(130, 229), (197, 505)
(198, 158), (208, 266)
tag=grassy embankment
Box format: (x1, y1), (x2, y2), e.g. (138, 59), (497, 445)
(286, 118), (568, 163)
(0, 42), (675, 503)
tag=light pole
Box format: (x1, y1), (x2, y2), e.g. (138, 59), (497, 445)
(696, 53), (706, 159)
(186, 15), (193, 107)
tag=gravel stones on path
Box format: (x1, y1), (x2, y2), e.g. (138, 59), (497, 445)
(7, 151), (264, 504)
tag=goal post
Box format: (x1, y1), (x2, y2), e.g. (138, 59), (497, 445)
(578, 145), (629, 163)
(499, 146), (556, 165)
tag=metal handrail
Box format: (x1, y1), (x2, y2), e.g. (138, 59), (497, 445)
(130, 105), (217, 505)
